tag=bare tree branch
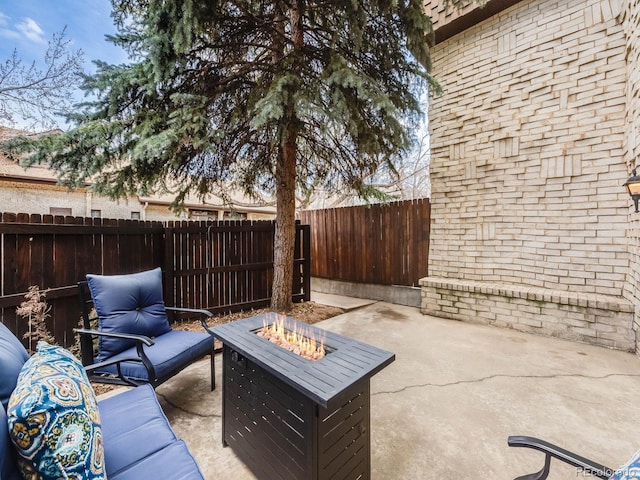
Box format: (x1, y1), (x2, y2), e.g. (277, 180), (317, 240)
(0, 27), (84, 130)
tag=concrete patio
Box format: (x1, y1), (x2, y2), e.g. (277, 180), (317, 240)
(150, 299), (640, 479)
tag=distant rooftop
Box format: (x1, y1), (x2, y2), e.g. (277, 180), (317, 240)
(0, 126), (275, 216)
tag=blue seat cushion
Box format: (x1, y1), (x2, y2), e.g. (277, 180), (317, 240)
(92, 330), (212, 382)
(7, 342), (106, 480)
(86, 268), (172, 362)
(109, 440), (204, 480)
(0, 322), (30, 411)
(98, 384), (202, 479)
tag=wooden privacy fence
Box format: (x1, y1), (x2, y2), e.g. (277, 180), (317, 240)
(164, 220), (310, 315)
(0, 212), (310, 348)
(298, 198), (430, 286)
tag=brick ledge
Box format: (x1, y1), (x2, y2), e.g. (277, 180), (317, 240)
(419, 277), (633, 313)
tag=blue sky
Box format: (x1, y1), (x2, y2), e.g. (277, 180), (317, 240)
(0, 0), (126, 68)
(0, 0), (128, 128)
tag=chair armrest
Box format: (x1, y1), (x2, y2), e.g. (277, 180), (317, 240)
(84, 356), (146, 388)
(165, 306), (214, 330)
(84, 356), (143, 372)
(76, 328), (157, 386)
(508, 436), (612, 480)
(75, 328), (155, 346)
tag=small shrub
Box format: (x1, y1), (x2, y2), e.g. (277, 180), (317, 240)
(16, 286), (55, 353)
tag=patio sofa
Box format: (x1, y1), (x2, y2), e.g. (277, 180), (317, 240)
(0, 321), (204, 480)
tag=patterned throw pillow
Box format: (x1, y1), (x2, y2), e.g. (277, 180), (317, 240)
(609, 449), (640, 480)
(7, 342), (106, 480)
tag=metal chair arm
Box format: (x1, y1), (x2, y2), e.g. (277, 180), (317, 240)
(165, 306), (214, 330)
(75, 328), (157, 385)
(75, 328), (155, 346)
(508, 436), (612, 480)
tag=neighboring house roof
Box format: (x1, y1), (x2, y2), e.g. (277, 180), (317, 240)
(0, 127), (62, 185)
(138, 192), (276, 215)
(0, 126), (276, 215)
(0, 155), (59, 185)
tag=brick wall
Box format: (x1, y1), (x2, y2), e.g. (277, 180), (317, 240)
(0, 181), (275, 222)
(422, 0), (637, 350)
(421, 277), (634, 350)
(623, 0), (640, 352)
(0, 180), (139, 219)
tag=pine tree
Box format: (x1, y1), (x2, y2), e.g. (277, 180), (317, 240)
(4, 0), (438, 311)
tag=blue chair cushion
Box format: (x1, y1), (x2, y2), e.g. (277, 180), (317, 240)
(609, 449), (640, 479)
(87, 268), (172, 362)
(93, 330), (212, 382)
(7, 342), (106, 480)
(0, 322), (30, 411)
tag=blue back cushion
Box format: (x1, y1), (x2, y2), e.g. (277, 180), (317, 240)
(0, 322), (29, 480)
(1, 402), (21, 480)
(87, 268), (172, 362)
(0, 322), (29, 411)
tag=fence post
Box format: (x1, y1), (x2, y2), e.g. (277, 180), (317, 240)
(163, 224), (175, 310)
(302, 224), (311, 302)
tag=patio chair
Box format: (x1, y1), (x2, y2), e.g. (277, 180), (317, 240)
(77, 267), (216, 390)
(508, 435), (638, 479)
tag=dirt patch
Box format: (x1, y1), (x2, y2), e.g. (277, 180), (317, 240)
(175, 301), (344, 331)
(91, 301), (344, 396)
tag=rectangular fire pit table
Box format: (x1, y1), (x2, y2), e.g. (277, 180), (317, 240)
(209, 312), (395, 480)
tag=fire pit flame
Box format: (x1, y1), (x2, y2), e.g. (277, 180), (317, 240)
(257, 316), (326, 361)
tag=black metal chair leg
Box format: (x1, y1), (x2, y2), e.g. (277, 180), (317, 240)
(211, 348), (215, 390)
(514, 453), (551, 480)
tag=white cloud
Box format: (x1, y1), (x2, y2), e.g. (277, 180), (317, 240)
(16, 17), (46, 44)
(0, 12), (9, 26)
(0, 28), (21, 40)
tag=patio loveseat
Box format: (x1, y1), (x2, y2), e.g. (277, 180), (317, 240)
(0, 321), (204, 480)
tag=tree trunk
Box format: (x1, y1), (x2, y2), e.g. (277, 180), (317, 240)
(270, 0), (303, 312)
(271, 127), (297, 312)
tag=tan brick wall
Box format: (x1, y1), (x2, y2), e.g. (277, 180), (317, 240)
(428, 0), (628, 296)
(0, 180), (143, 219)
(420, 277), (634, 350)
(0, 181), (274, 221)
(423, 0), (637, 350)
(625, 0), (640, 170)
(622, 0), (640, 352)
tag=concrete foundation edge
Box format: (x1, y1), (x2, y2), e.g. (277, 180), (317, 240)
(311, 277), (422, 308)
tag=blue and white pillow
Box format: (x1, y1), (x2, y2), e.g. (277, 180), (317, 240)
(609, 449), (640, 480)
(7, 342), (106, 480)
